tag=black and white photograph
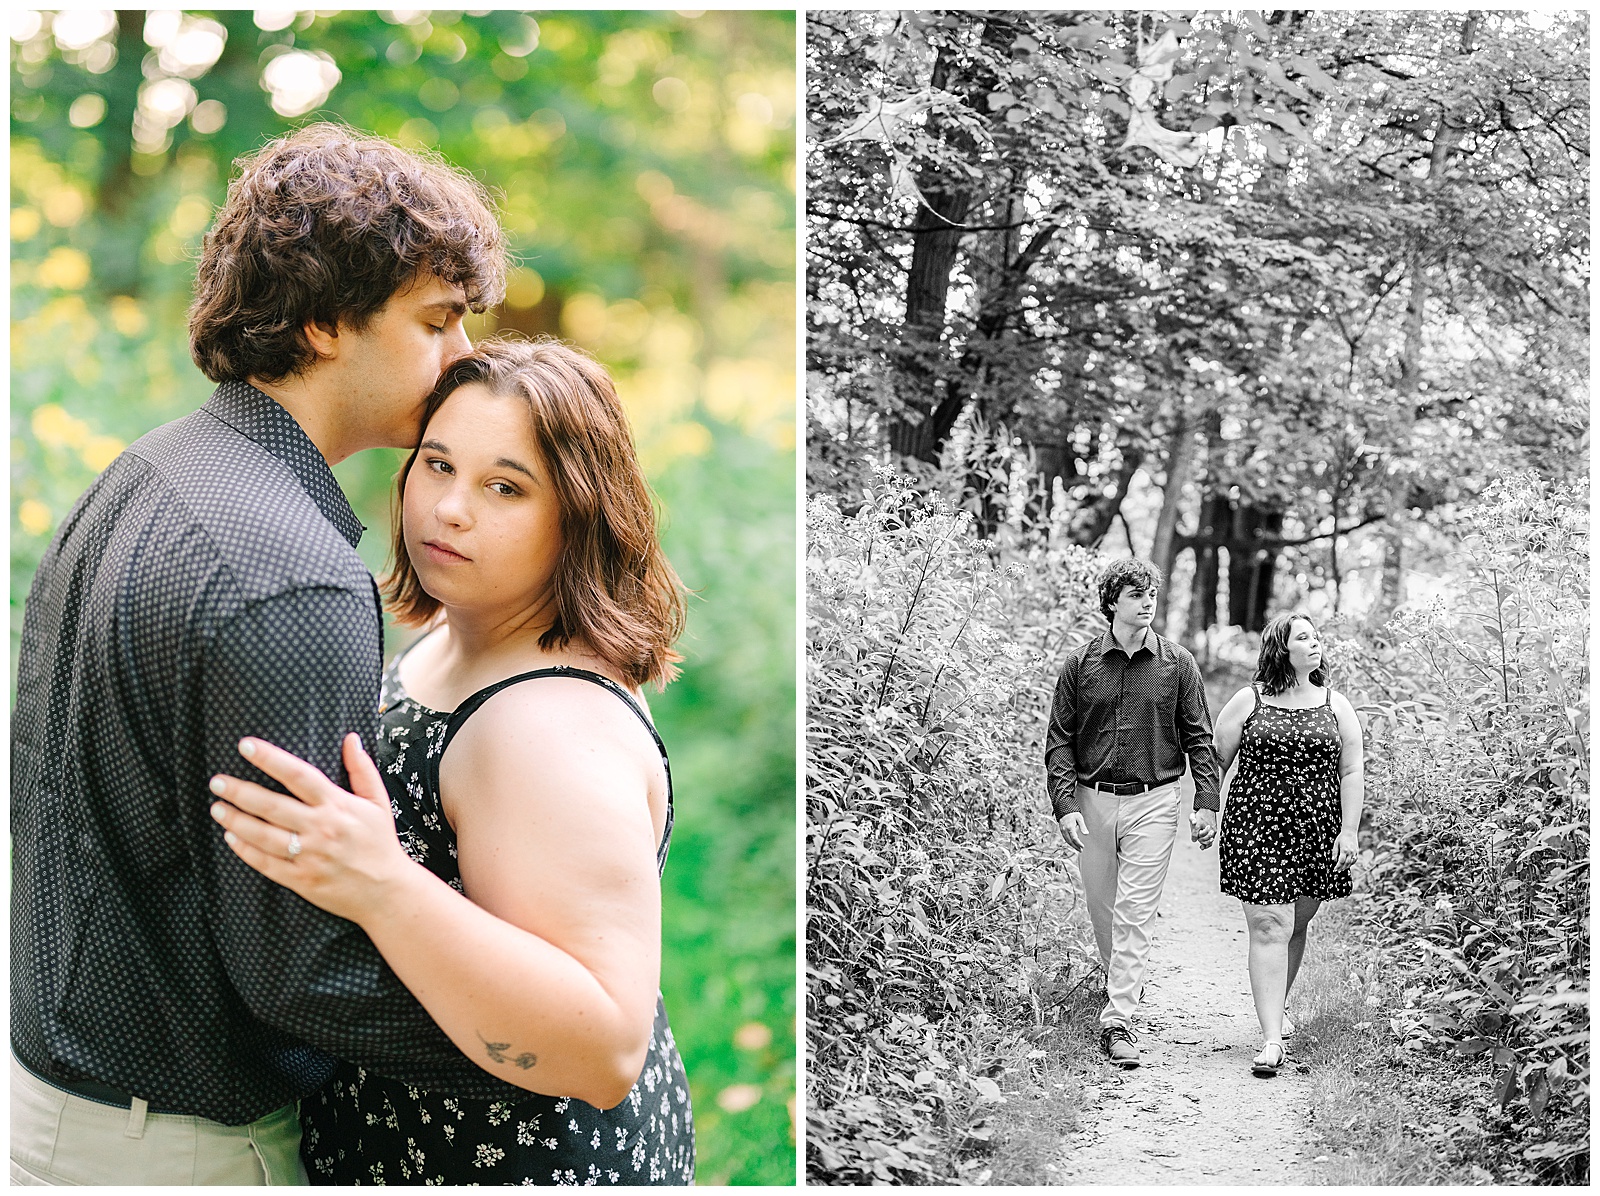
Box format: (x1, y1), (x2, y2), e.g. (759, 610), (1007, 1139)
(805, 9), (1587, 1186)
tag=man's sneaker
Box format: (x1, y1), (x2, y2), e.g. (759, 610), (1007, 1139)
(1100, 1025), (1140, 1068)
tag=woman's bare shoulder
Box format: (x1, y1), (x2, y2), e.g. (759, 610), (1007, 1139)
(1327, 689), (1360, 720)
(445, 675), (658, 797)
(1219, 685), (1256, 714)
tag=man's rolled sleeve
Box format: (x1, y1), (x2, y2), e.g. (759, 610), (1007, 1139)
(1176, 654), (1221, 811)
(1044, 659), (1080, 819)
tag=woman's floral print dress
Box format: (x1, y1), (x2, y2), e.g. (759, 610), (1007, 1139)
(300, 659), (695, 1185)
(1218, 684), (1352, 905)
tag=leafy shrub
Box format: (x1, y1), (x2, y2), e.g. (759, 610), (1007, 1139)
(806, 469), (1102, 1183)
(1336, 472), (1589, 1183)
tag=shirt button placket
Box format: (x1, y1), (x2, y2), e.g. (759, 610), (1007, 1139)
(1114, 658), (1125, 775)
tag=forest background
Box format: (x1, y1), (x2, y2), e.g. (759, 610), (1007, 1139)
(806, 8), (1588, 1185)
(10, 10), (795, 1185)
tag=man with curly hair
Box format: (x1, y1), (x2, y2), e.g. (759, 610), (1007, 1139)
(11, 125), (513, 1183)
(1044, 559), (1220, 1068)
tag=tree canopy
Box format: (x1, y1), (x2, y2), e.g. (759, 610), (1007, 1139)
(807, 9), (1588, 634)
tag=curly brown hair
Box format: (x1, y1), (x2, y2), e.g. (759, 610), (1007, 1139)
(383, 338), (688, 690)
(189, 123), (507, 384)
(1097, 558), (1162, 623)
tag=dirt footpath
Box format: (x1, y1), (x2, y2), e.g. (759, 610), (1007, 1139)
(1055, 777), (1324, 1185)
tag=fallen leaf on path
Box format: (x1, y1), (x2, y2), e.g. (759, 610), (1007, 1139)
(1210, 1043), (1233, 1051)
(1169, 1037), (1202, 1044)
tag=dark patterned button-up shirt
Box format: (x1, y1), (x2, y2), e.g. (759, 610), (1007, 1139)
(11, 381), (529, 1124)
(1044, 627), (1221, 818)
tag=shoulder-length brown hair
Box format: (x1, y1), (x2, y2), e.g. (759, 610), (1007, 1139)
(1254, 610), (1328, 696)
(383, 338), (687, 689)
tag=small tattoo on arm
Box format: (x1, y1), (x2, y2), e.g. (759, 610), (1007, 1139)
(478, 1030), (538, 1069)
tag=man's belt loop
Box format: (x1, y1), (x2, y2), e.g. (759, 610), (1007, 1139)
(125, 1096), (149, 1139)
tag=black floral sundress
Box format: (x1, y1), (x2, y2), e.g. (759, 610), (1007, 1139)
(1218, 684), (1352, 905)
(300, 657), (695, 1185)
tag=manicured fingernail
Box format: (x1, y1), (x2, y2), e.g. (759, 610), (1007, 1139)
(224, 831), (237, 845)
(210, 777), (226, 795)
(238, 739), (255, 758)
(210, 802), (225, 821)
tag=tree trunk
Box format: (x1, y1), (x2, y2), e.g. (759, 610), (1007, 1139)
(1248, 510), (1283, 630)
(87, 12), (158, 295)
(1066, 443), (1143, 546)
(1226, 504), (1283, 632)
(1150, 407), (1197, 631)
(1034, 433), (1076, 521)
(887, 17), (1025, 464)
(886, 47), (973, 463)
(1379, 535), (1405, 616)
(1187, 491), (1228, 649)
(1376, 11), (1480, 619)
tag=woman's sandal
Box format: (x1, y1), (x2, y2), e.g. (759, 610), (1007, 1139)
(1251, 1042), (1286, 1077)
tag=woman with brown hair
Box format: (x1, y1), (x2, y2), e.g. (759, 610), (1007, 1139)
(1211, 612), (1364, 1079)
(207, 338), (694, 1184)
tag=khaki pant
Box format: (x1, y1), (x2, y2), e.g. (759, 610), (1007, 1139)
(10, 1054), (307, 1185)
(1076, 780), (1181, 1029)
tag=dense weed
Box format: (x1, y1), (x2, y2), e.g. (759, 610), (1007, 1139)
(805, 470), (1103, 1183)
(1334, 472), (1590, 1183)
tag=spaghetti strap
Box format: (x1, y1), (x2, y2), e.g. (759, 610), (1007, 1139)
(429, 666), (674, 870)
(442, 667), (665, 758)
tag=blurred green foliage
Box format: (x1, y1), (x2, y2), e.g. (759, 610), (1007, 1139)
(11, 9), (795, 1185)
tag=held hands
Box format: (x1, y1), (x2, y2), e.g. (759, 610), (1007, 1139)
(1331, 827), (1359, 871)
(1189, 808), (1218, 849)
(209, 733), (417, 925)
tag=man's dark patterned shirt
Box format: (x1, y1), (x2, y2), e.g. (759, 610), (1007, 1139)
(11, 382), (529, 1124)
(1044, 627), (1222, 819)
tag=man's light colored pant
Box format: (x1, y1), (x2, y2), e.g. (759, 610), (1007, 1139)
(1077, 780), (1181, 1030)
(10, 1053), (307, 1185)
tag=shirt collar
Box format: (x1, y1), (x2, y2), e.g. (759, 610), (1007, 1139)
(1100, 625), (1157, 659)
(201, 380), (366, 550)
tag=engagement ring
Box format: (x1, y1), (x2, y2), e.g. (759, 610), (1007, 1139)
(287, 834), (302, 859)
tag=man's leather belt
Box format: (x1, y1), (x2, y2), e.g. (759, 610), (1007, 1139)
(15, 1051), (187, 1115)
(1086, 777), (1181, 796)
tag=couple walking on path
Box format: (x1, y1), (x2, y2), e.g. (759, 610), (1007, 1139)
(1046, 559), (1365, 1077)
